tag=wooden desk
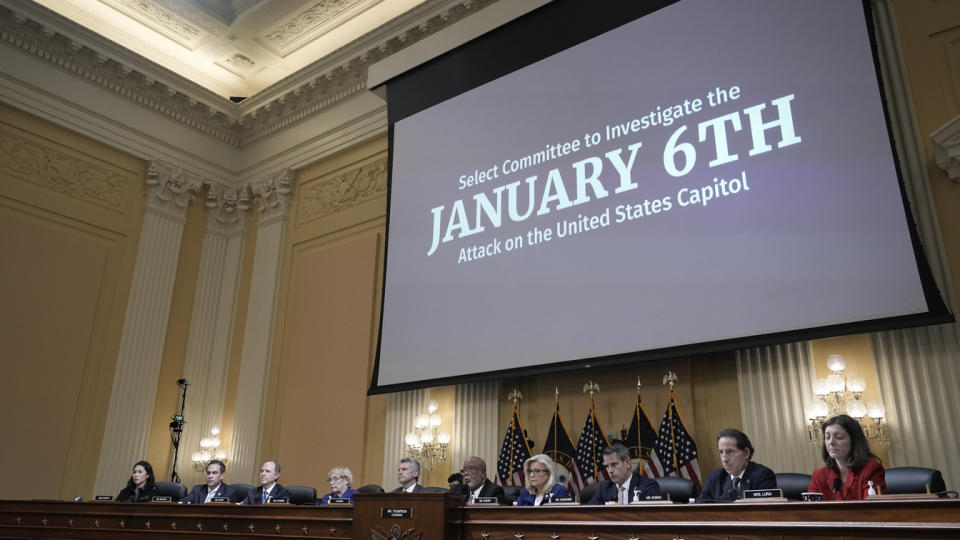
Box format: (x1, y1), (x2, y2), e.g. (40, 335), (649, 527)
(2, 497), (958, 539)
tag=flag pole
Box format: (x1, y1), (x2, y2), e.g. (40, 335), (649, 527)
(583, 380), (600, 480)
(507, 388), (523, 485)
(663, 371), (679, 472)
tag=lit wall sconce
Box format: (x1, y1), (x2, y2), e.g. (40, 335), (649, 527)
(807, 355), (888, 443)
(192, 427), (228, 472)
(404, 399), (450, 471)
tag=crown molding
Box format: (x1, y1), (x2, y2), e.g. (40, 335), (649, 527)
(0, 0), (500, 149)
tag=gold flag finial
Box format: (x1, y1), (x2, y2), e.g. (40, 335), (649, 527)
(507, 388), (523, 407)
(554, 387), (559, 402)
(662, 370), (678, 390)
(582, 380), (600, 398)
(636, 376), (642, 395)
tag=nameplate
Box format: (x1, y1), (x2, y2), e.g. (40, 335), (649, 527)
(381, 508), (412, 519)
(209, 497), (230, 503)
(151, 496), (173, 502)
(801, 492), (823, 502)
(473, 497), (498, 505)
(268, 498), (289, 504)
(744, 488), (783, 499)
(94, 495), (113, 501)
(328, 497), (352, 505)
(630, 494), (673, 505)
(550, 496), (576, 504)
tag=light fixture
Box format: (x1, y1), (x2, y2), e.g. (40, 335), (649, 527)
(192, 427), (228, 472)
(806, 355), (887, 444)
(405, 399), (450, 471)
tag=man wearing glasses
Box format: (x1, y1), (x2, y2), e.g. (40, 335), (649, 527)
(458, 456), (506, 505)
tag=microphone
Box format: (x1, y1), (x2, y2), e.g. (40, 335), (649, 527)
(833, 478), (842, 499)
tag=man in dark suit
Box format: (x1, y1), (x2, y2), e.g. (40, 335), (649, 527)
(459, 456), (505, 505)
(588, 443), (661, 504)
(696, 428), (776, 503)
(240, 460), (292, 504)
(181, 460), (238, 503)
(391, 457), (424, 493)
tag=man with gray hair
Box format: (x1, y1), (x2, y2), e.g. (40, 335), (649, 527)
(392, 457), (423, 493)
(241, 460), (292, 504)
(588, 443), (660, 504)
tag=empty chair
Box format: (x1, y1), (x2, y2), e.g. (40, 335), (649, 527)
(776, 473), (813, 500)
(231, 483), (253, 502)
(654, 477), (697, 503)
(287, 485), (317, 505)
(502, 485), (521, 505)
(154, 481), (188, 500)
(419, 486), (449, 493)
(885, 467), (946, 495)
(579, 483), (599, 504)
(356, 484), (384, 494)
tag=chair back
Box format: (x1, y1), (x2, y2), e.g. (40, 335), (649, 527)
(419, 486), (449, 493)
(287, 485), (317, 505)
(356, 484), (384, 494)
(654, 477), (697, 502)
(776, 473), (812, 500)
(231, 483), (253, 502)
(155, 481), (188, 500)
(885, 467), (946, 494)
(579, 483), (599, 504)
(503, 485), (521, 505)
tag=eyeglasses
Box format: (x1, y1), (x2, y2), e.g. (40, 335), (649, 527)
(525, 468), (549, 475)
(327, 476), (346, 483)
(460, 467), (480, 474)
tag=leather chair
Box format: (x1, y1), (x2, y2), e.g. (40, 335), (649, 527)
(885, 467), (946, 494)
(654, 477), (697, 503)
(502, 485), (521, 505)
(356, 484), (384, 494)
(579, 483), (599, 504)
(231, 483), (253, 502)
(154, 481), (188, 500)
(776, 473), (813, 500)
(419, 486), (448, 493)
(287, 486), (317, 505)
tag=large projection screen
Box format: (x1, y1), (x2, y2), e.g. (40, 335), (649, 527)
(372, 0), (951, 392)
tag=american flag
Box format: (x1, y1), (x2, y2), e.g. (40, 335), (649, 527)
(573, 403), (609, 485)
(496, 408), (532, 486)
(542, 402), (584, 496)
(625, 392), (662, 478)
(653, 393), (702, 490)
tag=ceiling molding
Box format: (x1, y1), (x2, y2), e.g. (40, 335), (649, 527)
(0, 0), (498, 148)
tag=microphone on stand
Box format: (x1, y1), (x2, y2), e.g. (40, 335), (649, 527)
(833, 478), (842, 499)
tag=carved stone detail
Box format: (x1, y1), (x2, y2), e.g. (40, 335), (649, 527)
(111, 0), (202, 43)
(0, 0), (499, 147)
(260, 0), (380, 54)
(0, 126), (129, 208)
(931, 114), (960, 182)
(298, 157), (386, 222)
(146, 160), (204, 215)
(251, 168), (294, 222)
(204, 182), (252, 228)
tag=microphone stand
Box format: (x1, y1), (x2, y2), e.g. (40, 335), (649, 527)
(169, 379), (189, 483)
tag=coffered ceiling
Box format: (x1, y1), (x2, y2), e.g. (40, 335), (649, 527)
(31, 0), (428, 100)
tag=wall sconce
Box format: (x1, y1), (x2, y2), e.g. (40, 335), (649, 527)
(404, 399), (450, 471)
(807, 355), (888, 443)
(192, 427), (228, 472)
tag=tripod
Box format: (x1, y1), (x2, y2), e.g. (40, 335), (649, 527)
(169, 378), (188, 483)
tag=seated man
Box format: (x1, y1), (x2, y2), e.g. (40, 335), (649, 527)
(241, 460), (292, 504)
(181, 460), (237, 503)
(459, 456), (506, 505)
(588, 443), (660, 504)
(696, 428), (776, 503)
(391, 457), (423, 493)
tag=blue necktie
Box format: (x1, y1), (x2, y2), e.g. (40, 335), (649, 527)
(261, 490), (268, 504)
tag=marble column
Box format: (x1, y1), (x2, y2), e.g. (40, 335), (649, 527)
(94, 160), (203, 495)
(227, 169), (294, 483)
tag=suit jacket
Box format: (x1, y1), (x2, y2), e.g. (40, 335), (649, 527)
(588, 473), (660, 505)
(390, 483), (424, 493)
(116, 483), (159, 503)
(809, 459), (885, 500)
(241, 483), (292, 505)
(516, 483), (570, 506)
(180, 483), (238, 504)
(696, 461), (776, 503)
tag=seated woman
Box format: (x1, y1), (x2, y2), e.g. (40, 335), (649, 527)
(320, 467), (359, 505)
(696, 428), (776, 502)
(809, 414), (885, 500)
(516, 454), (569, 506)
(116, 460), (159, 502)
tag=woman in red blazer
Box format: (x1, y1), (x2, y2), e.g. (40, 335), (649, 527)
(809, 414), (885, 500)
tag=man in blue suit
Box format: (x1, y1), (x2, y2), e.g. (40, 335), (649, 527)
(241, 460), (292, 504)
(181, 460), (238, 503)
(588, 443), (661, 504)
(696, 428), (776, 503)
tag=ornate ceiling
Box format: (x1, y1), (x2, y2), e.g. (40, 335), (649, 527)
(31, 0), (429, 100)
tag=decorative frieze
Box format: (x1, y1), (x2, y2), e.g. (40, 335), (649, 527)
(297, 156), (386, 222)
(0, 125), (129, 209)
